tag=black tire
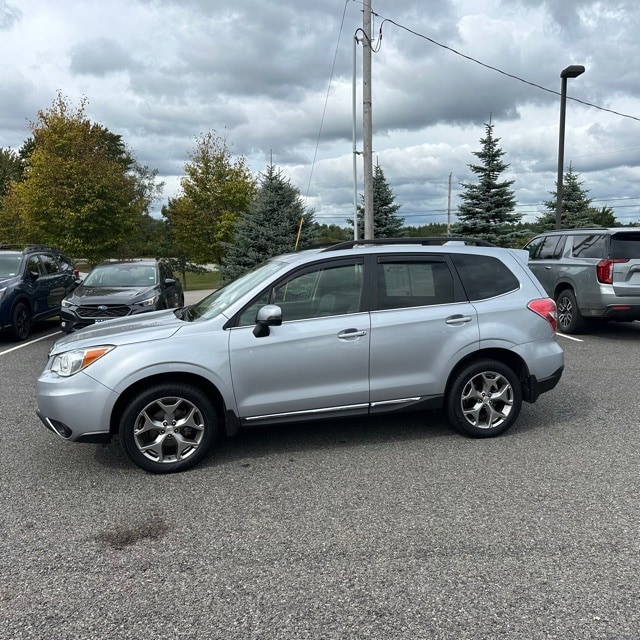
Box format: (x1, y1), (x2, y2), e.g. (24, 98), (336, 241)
(556, 289), (586, 334)
(446, 359), (522, 438)
(11, 302), (31, 341)
(119, 383), (217, 473)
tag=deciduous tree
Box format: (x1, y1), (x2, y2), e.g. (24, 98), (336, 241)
(0, 94), (162, 264)
(163, 132), (256, 265)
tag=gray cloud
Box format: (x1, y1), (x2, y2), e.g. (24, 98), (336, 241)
(70, 38), (135, 76)
(1, 0), (639, 226)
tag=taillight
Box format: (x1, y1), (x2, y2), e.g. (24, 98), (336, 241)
(528, 298), (557, 333)
(596, 259), (629, 284)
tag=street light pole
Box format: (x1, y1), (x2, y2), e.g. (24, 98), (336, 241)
(556, 64), (585, 229)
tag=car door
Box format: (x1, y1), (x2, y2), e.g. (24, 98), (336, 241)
(228, 259), (370, 421)
(368, 254), (479, 407)
(23, 255), (51, 319)
(40, 253), (70, 313)
(526, 234), (566, 296)
(159, 262), (181, 307)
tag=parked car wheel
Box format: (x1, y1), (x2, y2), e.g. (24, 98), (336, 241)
(556, 289), (586, 334)
(11, 302), (31, 341)
(119, 383), (217, 473)
(447, 360), (522, 437)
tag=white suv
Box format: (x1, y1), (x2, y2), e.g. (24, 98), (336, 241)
(37, 239), (564, 473)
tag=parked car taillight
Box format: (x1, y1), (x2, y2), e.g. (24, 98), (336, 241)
(527, 298), (557, 333)
(596, 259), (629, 284)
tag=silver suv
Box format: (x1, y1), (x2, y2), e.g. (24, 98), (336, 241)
(36, 239), (564, 473)
(524, 228), (640, 334)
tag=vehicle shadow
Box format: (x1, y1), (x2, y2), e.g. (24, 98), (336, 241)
(0, 317), (61, 344)
(579, 319), (640, 341)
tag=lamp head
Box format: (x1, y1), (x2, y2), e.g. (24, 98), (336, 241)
(561, 65), (585, 79)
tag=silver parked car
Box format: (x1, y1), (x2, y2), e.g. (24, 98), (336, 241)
(36, 239), (564, 473)
(524, 228), (640, 333)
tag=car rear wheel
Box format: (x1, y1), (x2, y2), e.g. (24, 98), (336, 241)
(446, 359), (522, 438)
(11, 302), (31, 341)
(119, 383), (217, 473)
(556, 289), (585, 334)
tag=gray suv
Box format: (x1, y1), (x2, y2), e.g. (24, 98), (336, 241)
(36, 239), (564, 473)
(524, 228), (640, 333)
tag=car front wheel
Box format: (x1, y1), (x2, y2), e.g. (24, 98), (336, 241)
(11, 302), (31, 341)
(446, 360), (522, 438)
(119, 383), (217, 473)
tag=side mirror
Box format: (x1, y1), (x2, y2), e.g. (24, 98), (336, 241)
(164, 278), (177, 286)
(253, 304), (282, 338)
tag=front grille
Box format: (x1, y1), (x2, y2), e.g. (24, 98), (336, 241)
(76, 305), (131, 319)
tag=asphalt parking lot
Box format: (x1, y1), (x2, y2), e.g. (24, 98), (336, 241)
(1, 311), (639, 639)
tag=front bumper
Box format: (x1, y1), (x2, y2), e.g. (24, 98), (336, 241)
(36, 369), (117, 443)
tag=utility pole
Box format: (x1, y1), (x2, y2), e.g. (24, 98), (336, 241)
(447, 172), (452, 235)
(362, 0), (374, 239)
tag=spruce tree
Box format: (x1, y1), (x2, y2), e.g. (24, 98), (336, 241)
(536, 166), (594, 230)
(452, 120), (520, 246)
(220, 165), (317, 281)
(350, 160), (403, 238)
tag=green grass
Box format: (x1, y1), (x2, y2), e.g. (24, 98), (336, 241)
(180, 270), (222, 291)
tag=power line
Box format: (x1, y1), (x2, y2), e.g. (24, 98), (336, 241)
(374, 14), (640, 124)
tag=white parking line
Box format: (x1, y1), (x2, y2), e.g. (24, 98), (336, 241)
(556, 332), (583, 342)
(0, 331), (61, 356)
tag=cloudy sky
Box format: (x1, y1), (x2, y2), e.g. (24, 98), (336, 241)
(2, 0), (640, 227)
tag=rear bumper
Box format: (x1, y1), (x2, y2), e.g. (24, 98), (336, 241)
(526, 365), (564, 403)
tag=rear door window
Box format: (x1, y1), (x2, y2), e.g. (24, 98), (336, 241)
(375, 258), (454, 310)
(451, 254), (520, 301)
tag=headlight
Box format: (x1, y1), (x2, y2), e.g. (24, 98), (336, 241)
(138, 295), (158, 307)
(0, 288), (6, 302)
(61, 299), (73, 308)
(50, 346), (114, 377)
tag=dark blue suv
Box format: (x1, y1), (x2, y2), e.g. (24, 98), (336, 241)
(0, 245), (78, 340)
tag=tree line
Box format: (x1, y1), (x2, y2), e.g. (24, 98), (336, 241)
(1, 95), (636, 284)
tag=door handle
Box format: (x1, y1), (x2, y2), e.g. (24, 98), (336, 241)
(337, 329), (367, 339)
(445, 315), (472, 325)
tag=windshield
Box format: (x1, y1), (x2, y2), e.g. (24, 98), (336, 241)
(189, 260), (285, 321)
(83, 264), (158, 287)
(0, 254), (22, 278)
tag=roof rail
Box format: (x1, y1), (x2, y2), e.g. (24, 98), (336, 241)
(322, 237), (497, 251)
(0, 243), (57, 251)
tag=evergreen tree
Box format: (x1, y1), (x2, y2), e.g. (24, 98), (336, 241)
(220, 165), (317, 282)
(536, 166), (593, 230)
(349, 160), (403, 238)
(452, 120), (520, 246)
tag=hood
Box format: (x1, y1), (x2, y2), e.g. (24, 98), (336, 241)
(0, 275), (18, 287)
(50, 308), (184, 353)
(67, 285), (157, 305)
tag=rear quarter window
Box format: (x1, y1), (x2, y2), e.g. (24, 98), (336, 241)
(451, 254), (520, 301)
(571, 235), (606, 258)
(610, 232), (640, 259)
